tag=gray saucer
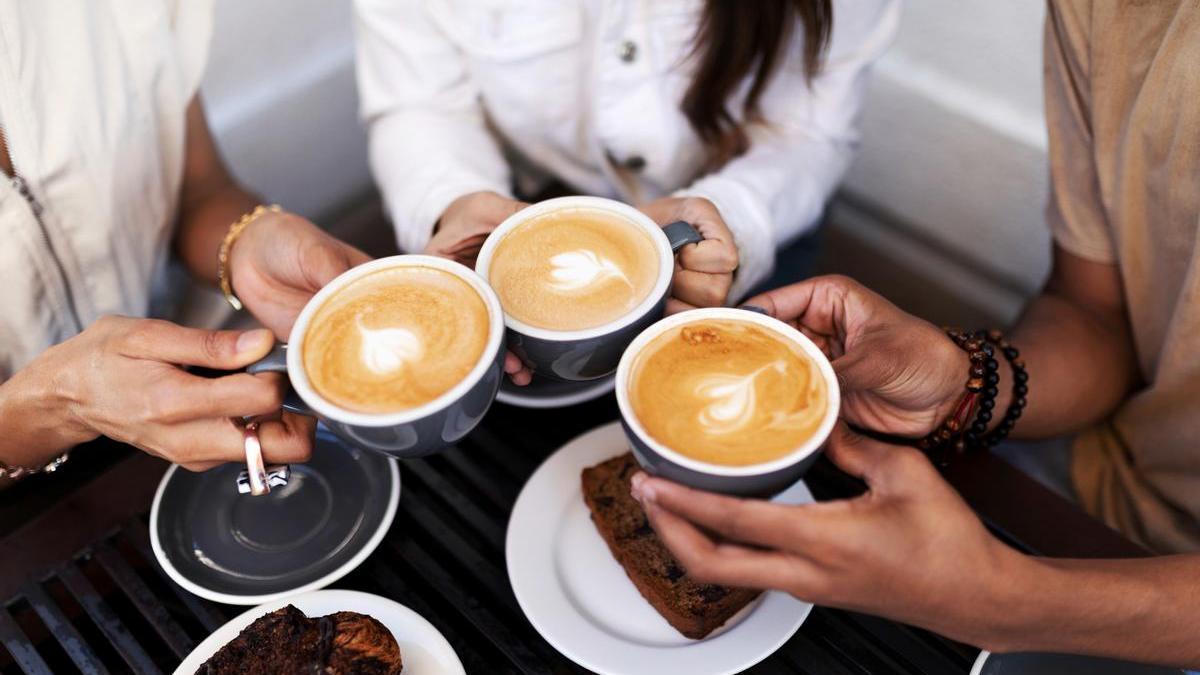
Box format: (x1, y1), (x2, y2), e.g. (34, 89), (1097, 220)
(495, 372), (616, 409)
(150, 427), (399, 605)
(973, 651), (1185, 675)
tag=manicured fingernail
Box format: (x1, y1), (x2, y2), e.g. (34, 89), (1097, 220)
(630, 472), (653, 502)
(237, 329), (272, 355)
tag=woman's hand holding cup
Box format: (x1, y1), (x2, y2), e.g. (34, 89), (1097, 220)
(15, 316), (314, 471)
(638, 196), (739, 313)
(428, 191), (530, 267)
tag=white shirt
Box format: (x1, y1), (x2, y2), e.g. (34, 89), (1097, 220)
(0, 0), (212, 379)
(356, 0), (900, 300)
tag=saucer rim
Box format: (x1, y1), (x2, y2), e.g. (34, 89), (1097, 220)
(150, 449), (400, 606)
(495, 372), (616, 409)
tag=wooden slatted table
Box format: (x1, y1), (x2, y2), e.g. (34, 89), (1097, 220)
(0, 391), (1143, 675)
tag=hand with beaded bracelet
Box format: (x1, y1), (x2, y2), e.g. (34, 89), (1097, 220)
(740, 275), (992, 440)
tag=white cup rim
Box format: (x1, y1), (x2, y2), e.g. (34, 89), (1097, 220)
(615, 307), (842, 477)
(285, 254), (505, 427)
(474, 196), (675, 342)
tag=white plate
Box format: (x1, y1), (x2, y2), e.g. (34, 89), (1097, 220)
(174, 589), (465, 675)
(495, 372), (616, 408)
(507, 421), (813, 675)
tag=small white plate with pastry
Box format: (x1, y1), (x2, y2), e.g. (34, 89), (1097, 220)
(174, 589), (464, 675)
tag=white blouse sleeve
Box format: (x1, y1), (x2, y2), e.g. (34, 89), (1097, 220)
(354, 0), (512, 254)
(677, 0), (901, 301)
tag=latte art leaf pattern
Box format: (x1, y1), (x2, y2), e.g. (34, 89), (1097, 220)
(357, 320), (423, 375)
(693, 363), (787, 434)
(548, 249), (632, 292)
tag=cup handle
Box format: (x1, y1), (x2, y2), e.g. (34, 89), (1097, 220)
(663, 220), (704, 253)
(246, 343), (312, 416)
(235, 344), (309, 496)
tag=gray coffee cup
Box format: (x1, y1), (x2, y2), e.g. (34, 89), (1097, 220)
(615, 306), (841, 497)
(247, 255), (506, 458)
(474, 196), (703, 382)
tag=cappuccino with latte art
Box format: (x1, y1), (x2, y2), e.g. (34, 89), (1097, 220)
(485, 209), (659, 331)
(302, 265), (490, 414)
(628, 318), (829, 466)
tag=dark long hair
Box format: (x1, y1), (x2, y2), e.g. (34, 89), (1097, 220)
(682, 1), (833, 169)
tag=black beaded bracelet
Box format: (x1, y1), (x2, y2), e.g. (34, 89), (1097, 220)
(919, 329), (999, 463)
(980, 329), (1028, 447)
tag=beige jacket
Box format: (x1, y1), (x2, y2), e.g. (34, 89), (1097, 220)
(0, 0), (212, 380)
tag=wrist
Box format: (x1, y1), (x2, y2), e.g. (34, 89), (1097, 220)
(219, 204), (282, 310)
(972, 546), (1047, 652)
(0, 356), (95, 464)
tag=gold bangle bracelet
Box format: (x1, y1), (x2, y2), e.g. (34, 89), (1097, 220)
(217, 204), (281, 310)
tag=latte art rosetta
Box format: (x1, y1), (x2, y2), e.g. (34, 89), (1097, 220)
(487, 209), (659, 331)
(629, 319), (828, 466)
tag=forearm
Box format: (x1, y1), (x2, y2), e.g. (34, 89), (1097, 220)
(987, 553), (1200, 667)
(173, 182), (258, 286)
(999, 291), (1137, 438)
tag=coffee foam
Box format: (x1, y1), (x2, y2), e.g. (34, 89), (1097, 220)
(629, 319), (828, 466)
(486, 209), (659, 331)
(302, 265), (489, 414)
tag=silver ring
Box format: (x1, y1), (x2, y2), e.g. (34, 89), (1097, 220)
(242, 419), (270, 496)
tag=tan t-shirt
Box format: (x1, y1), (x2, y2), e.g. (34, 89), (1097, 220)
(1044, 0), (1200, 553)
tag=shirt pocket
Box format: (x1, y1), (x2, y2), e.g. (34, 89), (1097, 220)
(432, 0), (584, 130)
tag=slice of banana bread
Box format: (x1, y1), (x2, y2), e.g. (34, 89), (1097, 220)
(581, 452), (761, 639)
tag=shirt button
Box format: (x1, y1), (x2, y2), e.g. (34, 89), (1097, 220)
(619, 40), (637, 63)
(623, 155), (646, 171)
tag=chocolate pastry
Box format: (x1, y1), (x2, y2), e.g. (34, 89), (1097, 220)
(198, 605), (402, 674)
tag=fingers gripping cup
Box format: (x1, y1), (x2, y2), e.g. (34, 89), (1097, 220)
(475, 196), (703, 382)
(616, 307), (840, 497)
(247, 255), (506, 458)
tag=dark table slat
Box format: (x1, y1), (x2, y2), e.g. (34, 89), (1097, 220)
(385, 537), (556, 673)
(19, 583), (110, 675)
(92, 541), (194, 658)
(0, 609), (52, 675)
(0, 454), (169, 601)
(56, 564), (161, 675)
(403, 458), (508, 553)
(117, 526), (229, 635)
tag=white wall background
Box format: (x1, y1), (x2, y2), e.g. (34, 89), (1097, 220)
(203, 0), (369, 220)
(840, 1), (1051, 317)
(202, 0), (1052, 318)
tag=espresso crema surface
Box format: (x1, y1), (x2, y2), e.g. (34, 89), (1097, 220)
(629, 319), (828, 466)
(487, 209), (659, 331)
(302, 266), (489, 414)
